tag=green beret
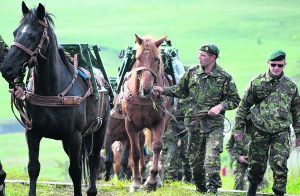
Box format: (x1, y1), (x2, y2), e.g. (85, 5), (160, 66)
(267, 50), (286, 61)
(199, 43), (219, 57)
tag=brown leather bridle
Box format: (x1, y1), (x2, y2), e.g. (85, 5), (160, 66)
(12, 19), (49, 69)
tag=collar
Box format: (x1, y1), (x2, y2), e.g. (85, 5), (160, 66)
(198, 64), (222, 77)
(265, 70), (284, 82)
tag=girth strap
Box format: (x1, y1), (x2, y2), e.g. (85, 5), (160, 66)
(25, 88), (93, 107)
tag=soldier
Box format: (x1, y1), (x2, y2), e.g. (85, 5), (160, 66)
(226, 131), (250, 190)
(0, 35), (8, 64)
(154, 43), (240, 193)
(234, 50), (300, 196)
(162, 97), (192, 182)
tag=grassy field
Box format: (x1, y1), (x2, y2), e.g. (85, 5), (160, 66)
(1, 133), (300, 195)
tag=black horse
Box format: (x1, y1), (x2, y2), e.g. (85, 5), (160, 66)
(0, 2), (110, 196)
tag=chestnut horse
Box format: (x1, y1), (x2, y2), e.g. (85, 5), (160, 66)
(122, 34), (173, 192)
(104, 93), (146, 181)
(0, 2), (110, 196)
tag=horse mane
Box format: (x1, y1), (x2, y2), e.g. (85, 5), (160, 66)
(135, 36), (165, 76)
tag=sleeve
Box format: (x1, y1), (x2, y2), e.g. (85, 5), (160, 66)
(220, 76), (241, 111)
(291, 86), (300, 137)
(233, 81), (255, 133)
(163, 70), (190, 98)
(226, 134), (238, 159)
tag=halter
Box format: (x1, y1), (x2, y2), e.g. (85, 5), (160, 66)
(134, 66), (158, 82)
(12, 19), (49, 69)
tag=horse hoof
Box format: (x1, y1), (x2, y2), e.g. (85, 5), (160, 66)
(156, 176), (163, 188)
(129, 184), (141, 193)
(143, 178), (157, 192)
(87, 188), (97, 196)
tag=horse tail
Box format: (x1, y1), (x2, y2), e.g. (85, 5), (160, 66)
(144, 128), (153, 152)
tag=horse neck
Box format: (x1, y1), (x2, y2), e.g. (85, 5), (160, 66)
(128, 71), (140, 96)
(33, 31), (73, 95)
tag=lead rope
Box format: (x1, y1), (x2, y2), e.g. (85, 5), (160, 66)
(151, 98), (232, 135)
(11, 94), (32, 130)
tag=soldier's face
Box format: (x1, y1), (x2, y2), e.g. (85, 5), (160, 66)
(198, 51), (215, 67)
(268, 60), (286, 76)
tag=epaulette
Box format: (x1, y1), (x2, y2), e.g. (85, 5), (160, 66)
(187, 64), (199, 72)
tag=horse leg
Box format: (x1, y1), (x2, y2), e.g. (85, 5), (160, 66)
(104, 137), (114, 181)
(138, 132), (147, 183)
(86, 128), (105, 196)
(64, 132), (82, 196)
(144, 123), (165, 191)
(125, 121), (142, 192)
(120, 140), (130, 180)
(26, 130), (42, 196)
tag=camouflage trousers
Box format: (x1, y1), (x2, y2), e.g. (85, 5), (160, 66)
(233, 162), (248, 190)
(162, 120), (191, 181)
(187, 127), (224, 188)
(234, 161), (269, 191)
(248, 126), (290, 193)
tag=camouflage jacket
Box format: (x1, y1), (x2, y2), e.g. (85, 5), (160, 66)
(234, 71), (300, 136)
(0, 35), (8, 63)
(163, 64), (240, 133)
(226, 132), (250, 161)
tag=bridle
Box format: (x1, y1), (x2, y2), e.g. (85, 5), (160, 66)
(12, 18), (49, 70)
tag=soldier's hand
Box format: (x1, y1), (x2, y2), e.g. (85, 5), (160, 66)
(9, 86), (25, 100)
(238, 156), (248, 164)
(208, 104), (223, 116)
(295, 137), (300, 147)
(153, 86), (164, 96)
(234, 132), (244, 142)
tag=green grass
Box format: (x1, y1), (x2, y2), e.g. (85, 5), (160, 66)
(0, 133), (70, 182)
(1, 133), (300, 195)
(0, 0), (300, 120)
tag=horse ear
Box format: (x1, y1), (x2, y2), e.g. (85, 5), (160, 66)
(22, 1), (30, 15)
(135, 34), (143, 45)
(37, 3), (45, 20)
(155, 36), (167, 47)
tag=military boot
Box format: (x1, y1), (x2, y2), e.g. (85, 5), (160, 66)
(274, 189), (284, 196)
(0, 165), (6, 196)
(196, 184), (207, 193)
(207, 185), (218, 194)
(246, 183), (258, 196)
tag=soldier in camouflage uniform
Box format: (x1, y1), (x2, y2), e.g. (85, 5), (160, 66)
(226, 131), (250, 190)
(0, 35), (8, 64)
(162, 97), (192, 182)
(154, 43), (240, 193)
(234, 50), (300, 196)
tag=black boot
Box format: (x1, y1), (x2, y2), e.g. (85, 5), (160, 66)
(196, 184), (207, 193)
(207, 185), (218, 194)
(0, 163), (6, 196)
(274, 189), (284, 196)
(246, 184), (258, 196)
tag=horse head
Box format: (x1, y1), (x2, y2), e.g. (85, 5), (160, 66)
(132, 34), (166, 98)
(0, 2), (52, 86)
